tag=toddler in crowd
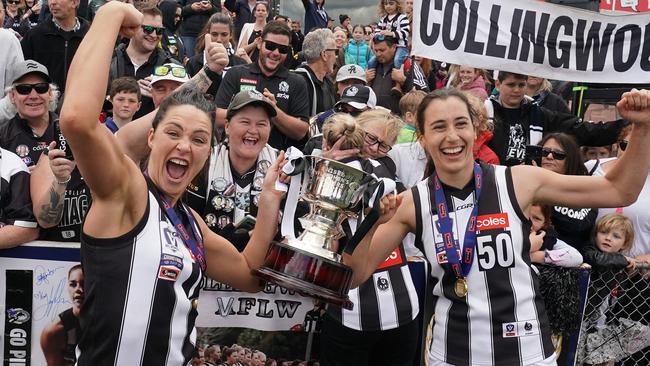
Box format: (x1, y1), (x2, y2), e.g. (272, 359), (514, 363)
(582, 213), (636, 271)
(396, 90), (426, 144)
(368, 0), (410, 69)
(529, 203), (583, 267)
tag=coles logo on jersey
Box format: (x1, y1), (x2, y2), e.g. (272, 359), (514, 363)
(376, 248), (404, 270)
(476, 213), (509, 231)
(159, 266), (180, 281)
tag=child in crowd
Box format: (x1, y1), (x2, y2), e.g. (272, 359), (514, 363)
(529, 203), (583, 267)
(582, 213), (636, 271)
(434, 61), (450, 90)
(396, 90), (426, 144)
(368, 0), (410, 69)
(464, 93), (499, 164)
(104, 77), (141, 134)
(344, 24), (373, 70)
(322, 113), (365, 155)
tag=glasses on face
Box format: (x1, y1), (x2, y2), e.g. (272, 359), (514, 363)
(141, 25), (165, 35)
(14, 82), (50, 95)
(618, 140), (628, 151)
(324, 48), (339, 56)
(6, 0), (20, 5)
(541, 147), (567, 160)
(153, 65), (187, 78)
(263, 40), (291, 54)
(364, 131), (392, 154)
(365, 31), (373, 35)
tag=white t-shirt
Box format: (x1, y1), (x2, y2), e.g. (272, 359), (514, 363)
(387, 141), (427, 189)
(586, 158), (650, 257)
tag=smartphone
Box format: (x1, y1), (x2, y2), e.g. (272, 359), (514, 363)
(524, 145), (542, 166)
(234, 214), (256, 232)
(54, 120), (74, 161)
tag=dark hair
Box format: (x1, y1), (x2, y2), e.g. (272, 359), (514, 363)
(140, 6), (162, 18)
(538, 132), (587, 175)
(254, 1), (269, 13)
(262, 20), (292, 40)
(417, 88), (478, 178)
(68, 264), (83, 278)
(497, 71), (527, 82)
(152, 87), (216, 140)
(223, 348), (237, 359)
(274, 14), (289, 22)
(373, 34), (396, 47)
(110, 76), (141, 100)
(196, 12), (235, 53)
(531, 203), (553, 231)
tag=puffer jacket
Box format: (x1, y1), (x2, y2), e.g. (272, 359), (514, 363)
(344, 39), (373, 70)
(473, 130), (499, 164)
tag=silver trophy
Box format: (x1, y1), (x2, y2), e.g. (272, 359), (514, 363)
(253, 156), (380, 309)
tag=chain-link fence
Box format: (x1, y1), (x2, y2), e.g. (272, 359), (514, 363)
(575, 264), (650, 366)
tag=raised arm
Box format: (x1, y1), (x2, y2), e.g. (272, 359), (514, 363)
(201, 152), (286, 291)
(513, 89), (650, 211)
(116, 35), (228, 164)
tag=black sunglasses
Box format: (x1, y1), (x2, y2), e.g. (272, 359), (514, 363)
(6, 0), (20, 4)
(141, 25), (165, 35)
(263, 40), (291, 54)
(364, 131), (392, 154)
(14, 82), (50, 95)
(541, 147), (567, 160)
(618, 140), (628, 151)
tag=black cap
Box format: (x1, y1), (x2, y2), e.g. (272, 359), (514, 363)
(339, 14), (350, 24)
(226, 90), (277, 120)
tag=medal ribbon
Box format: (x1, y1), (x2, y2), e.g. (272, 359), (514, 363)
(433, 163), (483, 279)
(148, 176), (207, 273)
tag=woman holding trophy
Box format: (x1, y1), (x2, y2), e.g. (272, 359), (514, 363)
(347, 87), (650, 366)
(59, 3), (284, 364)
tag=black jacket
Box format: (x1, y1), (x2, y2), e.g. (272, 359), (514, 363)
(21, 16), (90, 94)
(487, 96), (625, 166)
(185, 52), (247, 96)
(178, 0), (221, 38)
(551, 206), (597, 251)
(581, 244), (629, 271)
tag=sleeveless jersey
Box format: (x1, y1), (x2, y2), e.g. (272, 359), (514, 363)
(412, 164), (555, 366)
(58, 308), (80, 366)
(77, 191), (203, 366)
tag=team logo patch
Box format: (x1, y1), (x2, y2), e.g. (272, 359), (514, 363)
(279, 81), (289, 93)
(476, 213), (509, 231)
(376, 277), (389, 291)
(159, 266), (180, 281)
(6, 308), (30, 325)
(502, 320), (539, 338)
(15, 144), (29, 158)
(345, 86), (358, 96)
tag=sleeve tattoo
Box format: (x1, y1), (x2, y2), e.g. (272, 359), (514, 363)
(38, 185), (65, 226)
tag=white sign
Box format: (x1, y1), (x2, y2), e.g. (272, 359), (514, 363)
(196, 279), (315, 331)
(412, 0), (650, 83)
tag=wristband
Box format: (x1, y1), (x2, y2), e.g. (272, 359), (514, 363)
(203, 64), (221, 82)
(56, 175), (71, 185)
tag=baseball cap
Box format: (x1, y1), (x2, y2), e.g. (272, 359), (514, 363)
(339, 14), (350, 24)
(11, 60), (51, 84)
(336, 64), (366, 83)
(335, 85), (376, 111)
(150, 63), (190, 86)
(226, 90), (277, 119)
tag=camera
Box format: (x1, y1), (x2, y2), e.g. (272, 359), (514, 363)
(524, 145), (542, 166)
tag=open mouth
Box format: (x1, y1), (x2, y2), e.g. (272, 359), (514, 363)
(441, 146), (464, 157)
(166, 158), (189, 181)
(243, 137), (258, 146)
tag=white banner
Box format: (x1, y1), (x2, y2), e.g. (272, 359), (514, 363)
(412, 0), (650, 83)
(196, 279), (315, 331)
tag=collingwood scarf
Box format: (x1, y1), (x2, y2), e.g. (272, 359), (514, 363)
(202, 143), (277, 230)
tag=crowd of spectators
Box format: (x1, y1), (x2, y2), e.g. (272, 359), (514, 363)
(1, 0), (650, 365)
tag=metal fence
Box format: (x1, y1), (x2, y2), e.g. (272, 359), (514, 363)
(574, 264), (650, 366)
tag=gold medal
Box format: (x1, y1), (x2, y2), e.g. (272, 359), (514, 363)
(454, 278), (468, 298)
(191, 298), (199, 310)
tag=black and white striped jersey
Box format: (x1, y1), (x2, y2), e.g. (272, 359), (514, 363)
(0, 147), (37, 228)
(78, 190), (203, 366)
(412, 164), (555, 366)
(328, 247), (420, 331)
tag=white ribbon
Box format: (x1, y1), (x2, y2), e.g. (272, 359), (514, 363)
(279, 147), (306, 239)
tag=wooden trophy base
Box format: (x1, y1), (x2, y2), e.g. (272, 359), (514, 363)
(253, 241), (354, 310)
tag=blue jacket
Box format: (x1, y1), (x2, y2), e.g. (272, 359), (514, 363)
(344, 40), (373, 70)
(302, 0), (328, 34)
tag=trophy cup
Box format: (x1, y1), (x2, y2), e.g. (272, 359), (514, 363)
(253, 155), (380, 310)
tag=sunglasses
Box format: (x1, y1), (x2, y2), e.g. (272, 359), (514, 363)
(541, 147), (567, 160)
(364, 131), (392, 154)
(14, 82), (50, 95)
(263, 40), (291, 55)
(153, 65), (187, 78)
(325, 48), (339, 56)
(618, 139), (628, 151)
(141, 25), (165, 35)
(6, 0), (20, 4)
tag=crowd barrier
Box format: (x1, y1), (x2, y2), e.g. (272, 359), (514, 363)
(0, 241), (428, 365)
